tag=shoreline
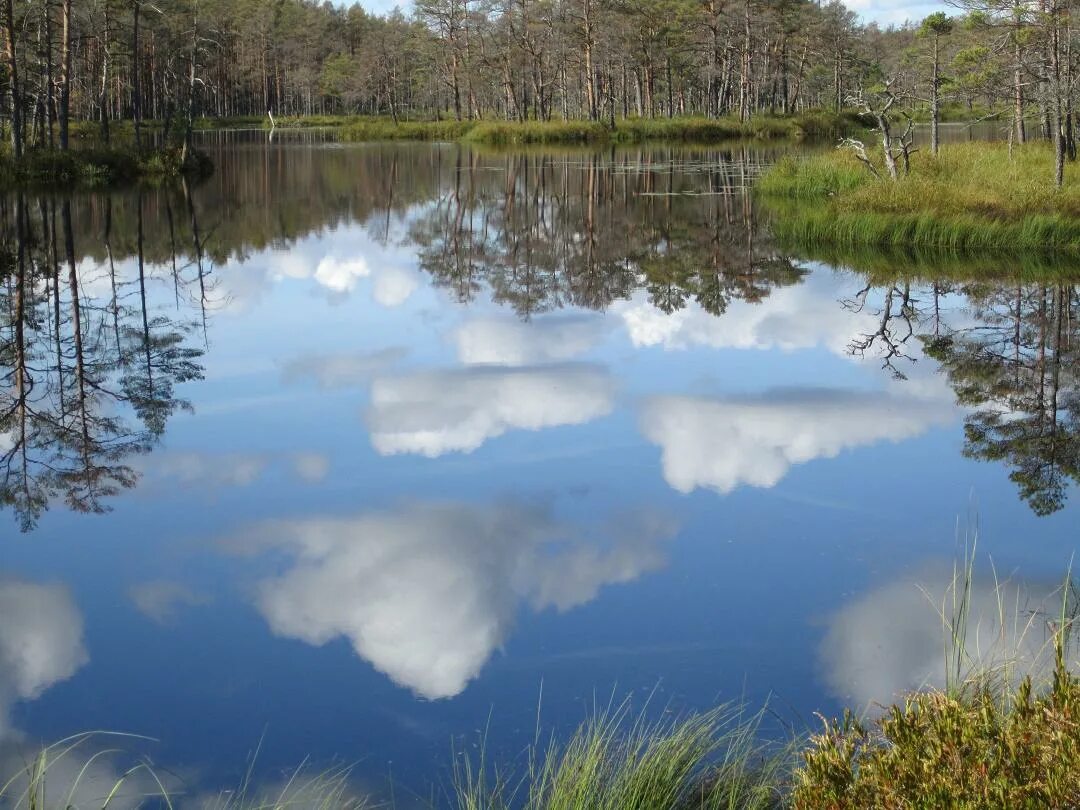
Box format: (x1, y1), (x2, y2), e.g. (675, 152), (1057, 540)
(0, 145), (214, 190)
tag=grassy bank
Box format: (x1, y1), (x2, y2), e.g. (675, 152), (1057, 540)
(329, 111), (869, 145)
(757, 142), (1080, 254)
(0, 145), (214, 189)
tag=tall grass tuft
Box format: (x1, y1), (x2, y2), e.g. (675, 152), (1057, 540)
(0, 732), (171, 810)
(453, 700), (789, 810)
(202, 762), (369, 810)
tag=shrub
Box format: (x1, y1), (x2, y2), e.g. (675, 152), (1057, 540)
(793, 664), (1080, 809)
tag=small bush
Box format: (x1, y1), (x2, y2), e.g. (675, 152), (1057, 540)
(794, 664), (1080, 809)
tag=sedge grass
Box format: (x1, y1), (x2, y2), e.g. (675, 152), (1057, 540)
(452, 699), (790, 810)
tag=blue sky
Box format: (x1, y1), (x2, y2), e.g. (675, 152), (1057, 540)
(342, 0), (946, 28)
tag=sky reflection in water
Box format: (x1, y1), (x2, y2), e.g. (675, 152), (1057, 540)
(1, 136), (1078, 799)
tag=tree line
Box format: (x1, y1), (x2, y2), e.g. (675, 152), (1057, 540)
(3, 0), (1079, 153)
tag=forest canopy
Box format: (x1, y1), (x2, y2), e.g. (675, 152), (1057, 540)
(0, 0), (1061, 140)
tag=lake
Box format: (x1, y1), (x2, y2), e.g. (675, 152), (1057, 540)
(1, 131), (1077, 804)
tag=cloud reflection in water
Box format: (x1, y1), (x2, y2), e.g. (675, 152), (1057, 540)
(232, 503), (677, 699)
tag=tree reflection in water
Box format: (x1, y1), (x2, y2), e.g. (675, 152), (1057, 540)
(5, 140), (1080, 526)
(407, 147), (804, 317)
(924, 283), (1080, 516)
(832, 253), (1080, 516)
(0, 190), (208, 531)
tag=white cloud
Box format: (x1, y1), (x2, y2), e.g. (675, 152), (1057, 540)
(235, 503), (676, 699)
(312, 256), (370, 293)
(0, 579), (87, 730)
(372, 265), (421, 308)
(292, 453), (331, 483)
(144, 451), (331, 489)
(280, 347), (407, 389)
(0, 578), (172, 810)
(129, 581), (211, 624)
(641, 389), (954, 495)
(821, 566), (1075, 709)
(613, 276), (876, 356)
(151, 452), (270, 488)
(255, 234), (421, 307)
(453, 315), (608, 366)
(368, 364), (615, 457)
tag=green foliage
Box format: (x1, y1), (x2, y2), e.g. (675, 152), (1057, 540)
(758, 143), (1080, 254)
(920, 11), (955, 38)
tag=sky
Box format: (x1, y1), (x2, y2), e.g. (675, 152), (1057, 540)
(342, 0), (948, 29)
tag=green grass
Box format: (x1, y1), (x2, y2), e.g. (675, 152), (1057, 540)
(758, 142), (1080, 254)
(0, 145), (213, 189)
(338, 118), (479, 142)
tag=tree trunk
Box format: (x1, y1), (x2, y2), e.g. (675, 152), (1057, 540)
(2, 0), (23, 158)
(930, 34), (940, 155)
(59, 0), (72, 149)
(132, 0), (142, 149)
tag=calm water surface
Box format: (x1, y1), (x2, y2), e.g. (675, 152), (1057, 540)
(1, 131), (1077, 802)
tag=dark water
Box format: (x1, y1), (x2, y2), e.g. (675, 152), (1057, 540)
(1, 132), (1077, 803)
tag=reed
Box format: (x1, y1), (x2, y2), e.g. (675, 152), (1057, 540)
(452, 700), (790, 810)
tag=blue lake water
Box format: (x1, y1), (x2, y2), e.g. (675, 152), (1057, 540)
(1, 134), (1077, 804)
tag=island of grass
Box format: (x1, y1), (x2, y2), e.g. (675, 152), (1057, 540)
(254, 110), (871, 145)
(757, 142), (1080, 254)
(0, 143), (213, 189)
